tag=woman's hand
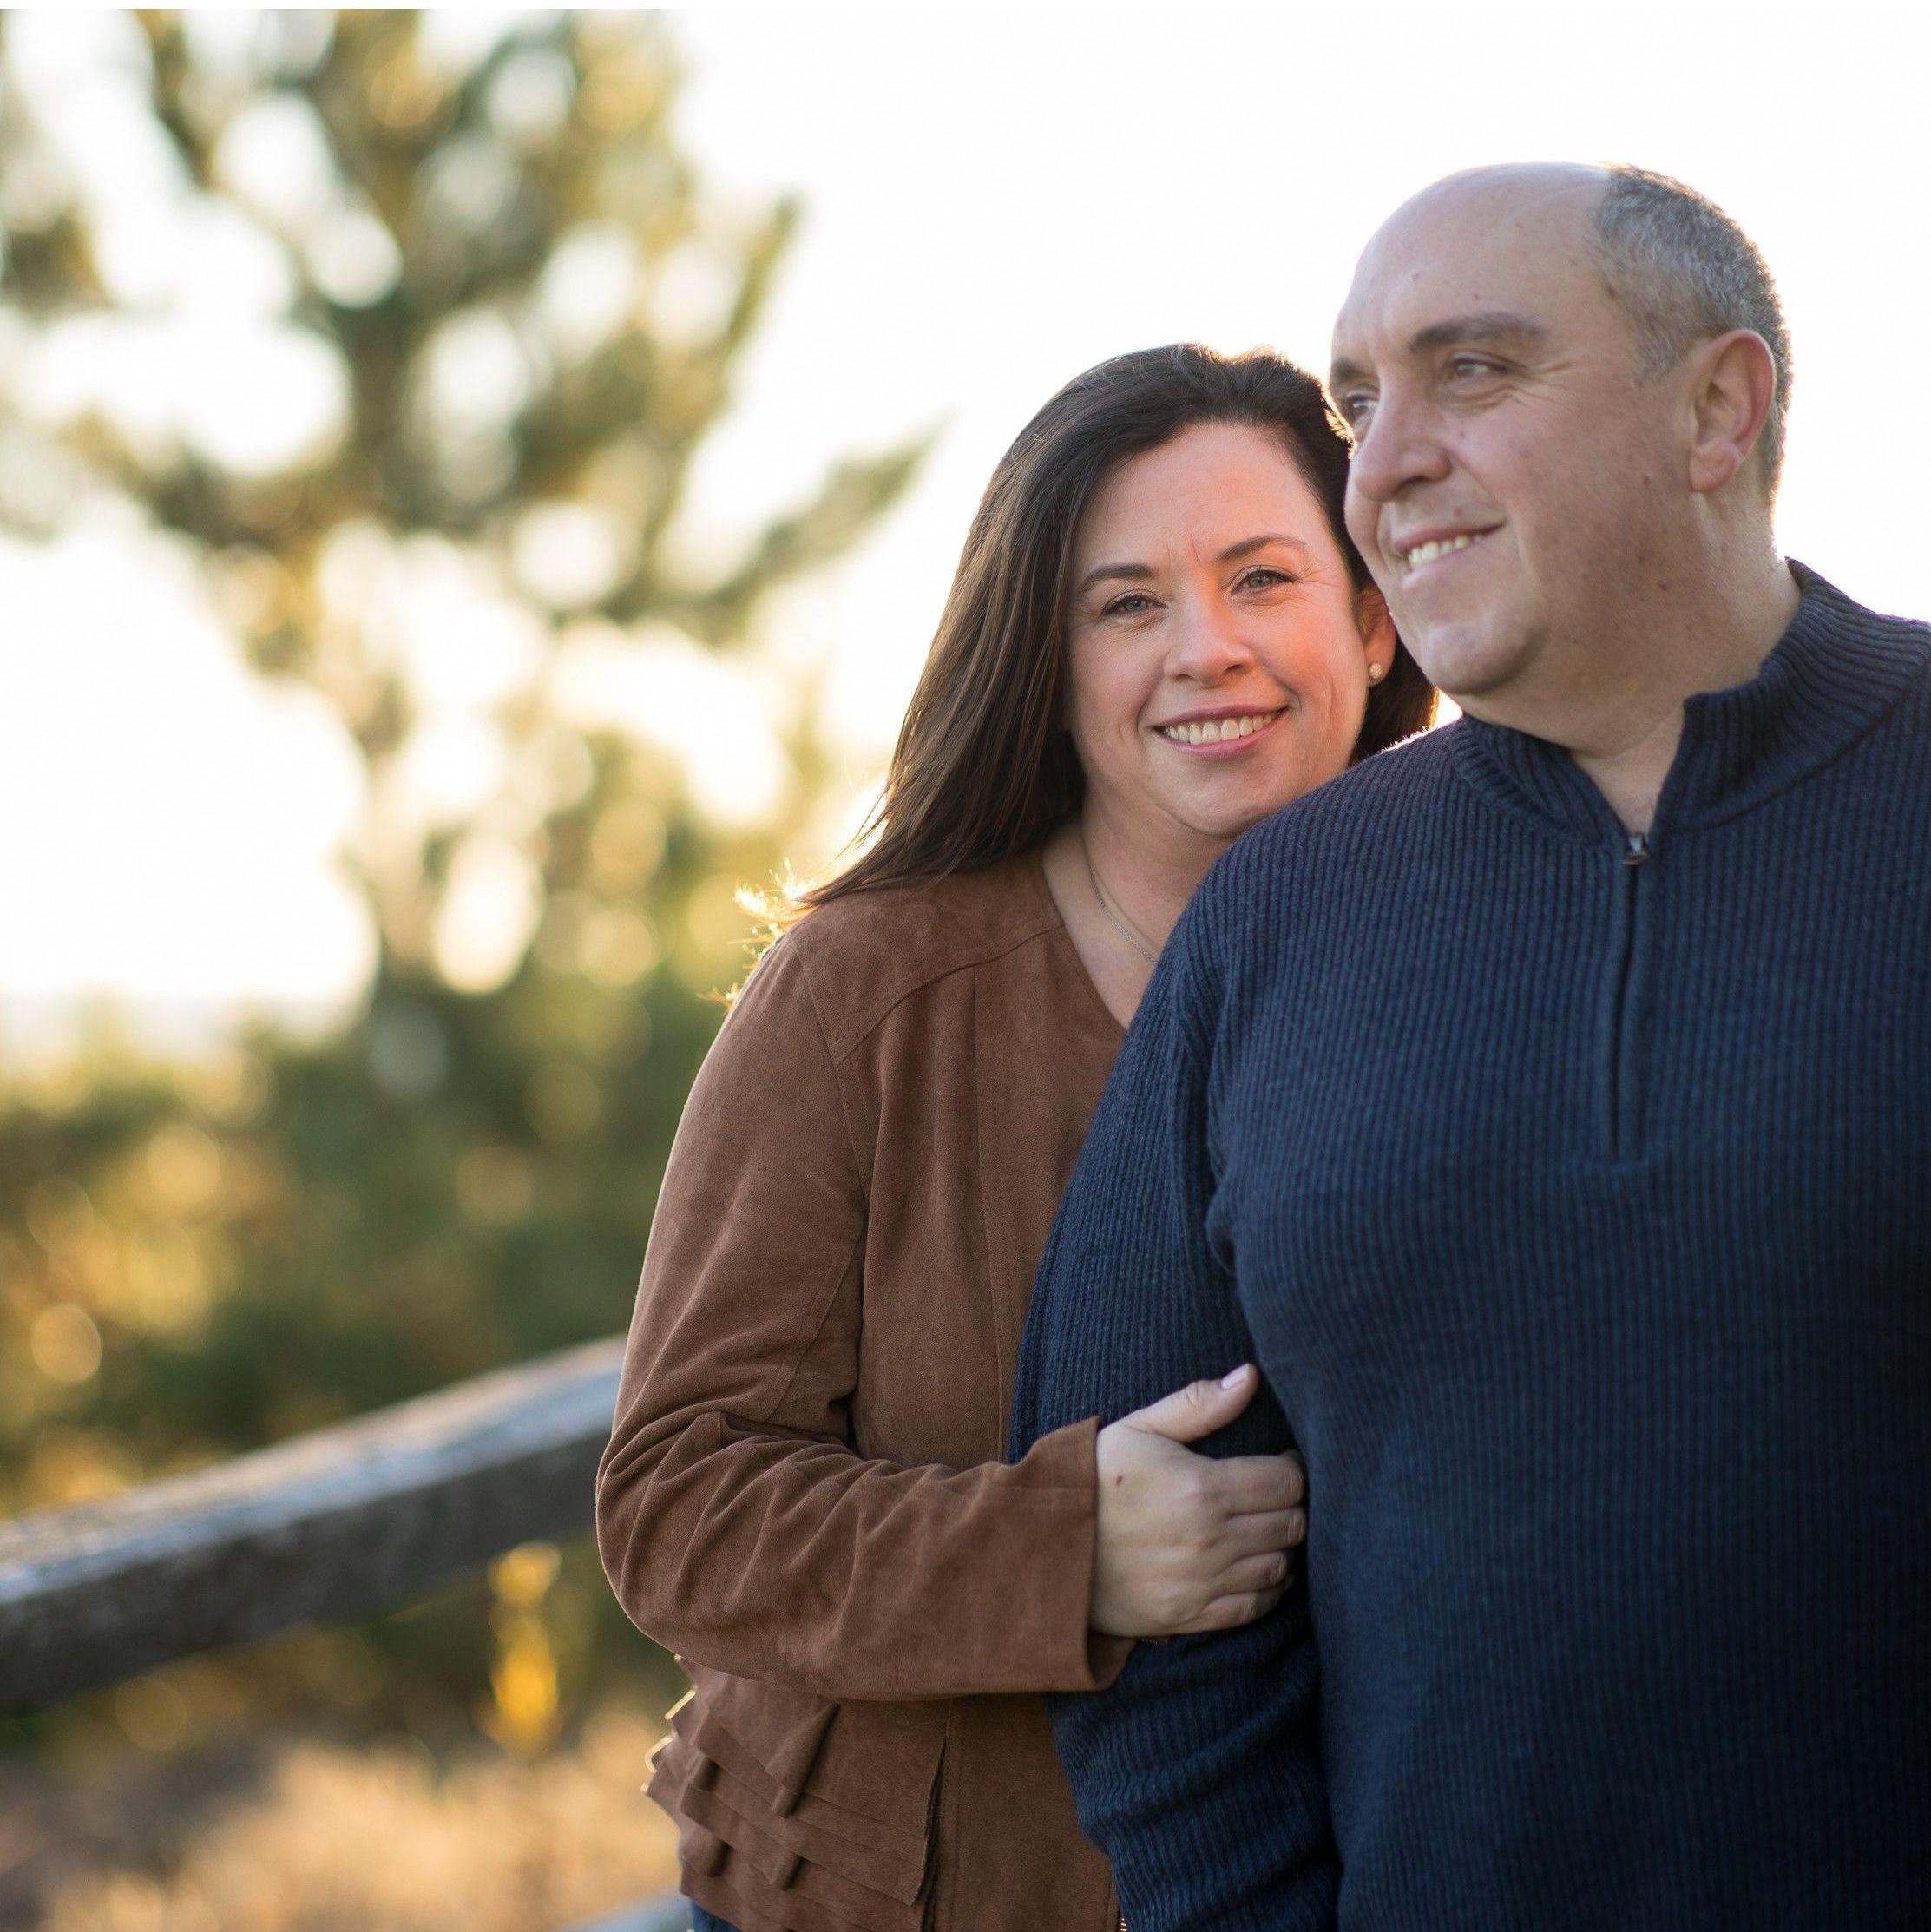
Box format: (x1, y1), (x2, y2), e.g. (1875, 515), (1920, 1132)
(1090, 1364), (1306, 1638)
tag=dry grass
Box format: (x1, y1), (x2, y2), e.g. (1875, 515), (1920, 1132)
(2, 1705), (680, 1932)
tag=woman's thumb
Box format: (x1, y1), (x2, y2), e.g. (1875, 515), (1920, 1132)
(1131, 1364), (1258, 1443)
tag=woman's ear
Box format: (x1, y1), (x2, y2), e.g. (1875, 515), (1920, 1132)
(1355, 583), (1397, 683)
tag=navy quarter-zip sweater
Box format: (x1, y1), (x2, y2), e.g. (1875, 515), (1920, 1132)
(1011, 567), (1931, 1931)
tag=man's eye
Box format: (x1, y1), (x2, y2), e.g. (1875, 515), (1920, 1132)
(1445, 356), (1498, 381)
(1338, 393), (1376, 430)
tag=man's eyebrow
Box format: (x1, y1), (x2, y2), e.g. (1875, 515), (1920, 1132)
(1329, 312), (1551, 391)
(1409, 311), (1549, 356)
(1329, 352), (1369, 391)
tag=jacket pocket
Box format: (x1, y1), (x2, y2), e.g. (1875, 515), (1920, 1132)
(648, 1668), (946, 1932)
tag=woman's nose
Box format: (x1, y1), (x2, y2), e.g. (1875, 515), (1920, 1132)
(1167, 596), (1255, 680)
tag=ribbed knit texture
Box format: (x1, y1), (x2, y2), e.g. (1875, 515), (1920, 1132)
(1011, 566), (1931, 1931)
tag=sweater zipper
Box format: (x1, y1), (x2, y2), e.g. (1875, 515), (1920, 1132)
(1602, 830), (1652, 1159)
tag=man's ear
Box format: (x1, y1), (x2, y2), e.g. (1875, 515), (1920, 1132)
(1356, 582), (1397, 680)
(1687, 329), (1778, 496)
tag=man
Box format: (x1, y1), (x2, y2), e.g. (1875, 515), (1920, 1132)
(1011, 164), (1931, 1929)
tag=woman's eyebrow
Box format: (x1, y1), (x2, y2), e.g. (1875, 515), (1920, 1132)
(1076, 534), (1313, 595)
(1074, 561), (1155, 596)
(1218, 534), (1315, 564)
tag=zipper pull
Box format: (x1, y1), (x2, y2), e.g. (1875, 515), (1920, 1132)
(1624, 831), (1651, 867)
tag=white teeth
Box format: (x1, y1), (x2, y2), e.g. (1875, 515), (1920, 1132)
(1159, 710), (1279, 746)
(1402, 532), (1482, 568)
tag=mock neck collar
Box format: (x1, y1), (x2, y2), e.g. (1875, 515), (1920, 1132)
(1448, 562), (1930, 847)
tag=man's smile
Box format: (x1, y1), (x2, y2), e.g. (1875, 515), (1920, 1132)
(1389, 527), (1497, 578)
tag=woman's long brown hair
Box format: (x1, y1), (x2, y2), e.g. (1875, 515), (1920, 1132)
(795, 344), (1435, 917)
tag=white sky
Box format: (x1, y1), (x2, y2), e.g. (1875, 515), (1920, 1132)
(4, 2), (1929, 1045)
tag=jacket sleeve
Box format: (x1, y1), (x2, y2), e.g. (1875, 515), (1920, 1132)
(1010, 895), (1340, 1931)
(594, 933), (1126, 1703)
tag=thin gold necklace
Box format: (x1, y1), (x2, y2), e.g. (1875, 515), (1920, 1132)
(1082, 833), (1159, 966)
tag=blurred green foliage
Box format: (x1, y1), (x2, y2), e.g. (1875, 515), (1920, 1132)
(0, 10), (922, 1751)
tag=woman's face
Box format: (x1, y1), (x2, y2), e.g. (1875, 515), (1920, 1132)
(1064, 420), (1394, 852)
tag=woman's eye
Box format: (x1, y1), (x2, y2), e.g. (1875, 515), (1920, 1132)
(1102, 592), (1158, 618)
(1238, 568), (1294, 592)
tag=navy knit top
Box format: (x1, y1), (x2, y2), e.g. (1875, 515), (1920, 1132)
(1011, 567), (1931, 1931)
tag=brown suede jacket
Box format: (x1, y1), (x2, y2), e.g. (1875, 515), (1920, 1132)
(594, 849), (1134, 1932)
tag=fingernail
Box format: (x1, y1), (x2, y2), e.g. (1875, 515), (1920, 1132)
(1219, 1364), (1251, 1389)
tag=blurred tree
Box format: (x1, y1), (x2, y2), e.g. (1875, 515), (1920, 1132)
(0, 9), (923, 1747)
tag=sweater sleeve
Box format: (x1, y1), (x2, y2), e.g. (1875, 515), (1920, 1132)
(1010, 895), (1340, 1931)
(594, 933), (1126, 1703)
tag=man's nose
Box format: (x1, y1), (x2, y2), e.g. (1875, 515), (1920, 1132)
(1347, 391), (1450, 505)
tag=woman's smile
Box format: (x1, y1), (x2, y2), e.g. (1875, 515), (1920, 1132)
(1153, 704), (1288, 755)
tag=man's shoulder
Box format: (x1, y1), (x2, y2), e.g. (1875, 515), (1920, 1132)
(1792, 562), (1931, 706)
(1781, 564), (1931, 792)
(1797, 562), (1931, 648)
(1168, 726), (1463, 984)
(1220, 723), (1461, 881)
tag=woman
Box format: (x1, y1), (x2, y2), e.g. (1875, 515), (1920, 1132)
(594, 345), (1433, 1932)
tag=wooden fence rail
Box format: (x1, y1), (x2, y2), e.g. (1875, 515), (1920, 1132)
(0, 1336), (695, 1929)
(0, 1335), (627, 1714)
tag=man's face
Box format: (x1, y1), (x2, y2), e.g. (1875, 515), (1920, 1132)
(1329, 169), (1682, 726)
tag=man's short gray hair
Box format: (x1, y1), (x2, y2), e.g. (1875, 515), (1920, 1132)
(1590, 166), (1792, 494)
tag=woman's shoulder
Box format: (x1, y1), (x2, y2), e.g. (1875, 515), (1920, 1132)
(774, 851), (1062, 1055)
